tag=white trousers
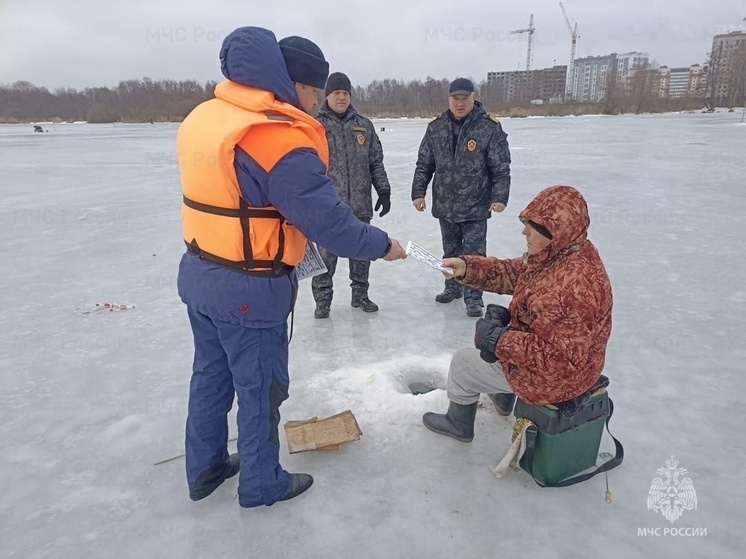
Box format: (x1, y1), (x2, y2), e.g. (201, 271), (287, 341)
(446, 348), (514, 405)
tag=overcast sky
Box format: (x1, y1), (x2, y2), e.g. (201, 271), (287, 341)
(1, 0), (744, 90)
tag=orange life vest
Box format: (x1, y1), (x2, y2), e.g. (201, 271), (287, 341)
(178, 80), (329, 277)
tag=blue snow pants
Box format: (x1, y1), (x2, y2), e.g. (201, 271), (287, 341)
(185, 307), (291, 507)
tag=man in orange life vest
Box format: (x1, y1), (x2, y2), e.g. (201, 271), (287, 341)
(177, 26), (407, 508)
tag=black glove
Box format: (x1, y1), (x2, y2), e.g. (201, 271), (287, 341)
(484, 304), (511, 327)
(374, 195), (391, 217)
(474, 317), (509, 364)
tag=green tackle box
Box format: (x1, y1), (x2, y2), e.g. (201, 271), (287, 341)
(515, 391), (610, 486)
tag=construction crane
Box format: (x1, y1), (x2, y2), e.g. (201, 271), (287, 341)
(510, 14), (535, 72)
(559, 2), (579, 100)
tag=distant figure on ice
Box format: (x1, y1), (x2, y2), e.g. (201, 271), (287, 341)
(176, 26), (406, 508)
(411, 78), (511, 317)
(311, 72), (392, 318)
(422, 185), (613, 442)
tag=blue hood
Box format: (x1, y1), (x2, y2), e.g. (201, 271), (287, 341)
(219, 27), (299, 107)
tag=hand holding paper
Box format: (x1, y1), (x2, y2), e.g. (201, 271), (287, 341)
(442, 257), (466, 279)
(405, 241), (454, 275)
(383, 238), (407, 261)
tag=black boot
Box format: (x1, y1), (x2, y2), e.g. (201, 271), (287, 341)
(422, 401), (478, 442)
(435, 287), (463, 304)
(465, 299), (484, 317)
(351, 296), (378, 313)
(314, 305), (330, 319)
(488, 393), (516, 416)
(279, 473), (314, 502)
(189, 453), (241, 501)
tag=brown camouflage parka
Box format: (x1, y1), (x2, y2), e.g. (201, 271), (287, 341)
(459, 185), (613, 405)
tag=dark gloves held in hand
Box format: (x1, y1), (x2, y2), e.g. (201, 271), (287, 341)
(474, 304), (511, 363)
(374, 195), (391, 217)
(484, 303), (511, 326)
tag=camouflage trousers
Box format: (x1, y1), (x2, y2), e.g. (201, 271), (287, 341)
(439, 218), (487, 303)
(312, 219), (372, 306)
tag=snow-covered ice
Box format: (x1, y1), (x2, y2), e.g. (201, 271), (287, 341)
(1, 112), (744, 558)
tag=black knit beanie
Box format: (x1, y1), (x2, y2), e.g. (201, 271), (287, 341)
(325, 72), (352, 97)
(278, 36), (329, 89)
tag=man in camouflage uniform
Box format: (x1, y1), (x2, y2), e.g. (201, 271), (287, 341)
(411, 78), (511, 317)
(312, 72), (392, 319)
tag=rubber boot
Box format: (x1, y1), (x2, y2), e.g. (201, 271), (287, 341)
(488, 393), (516, 416)
(422, 401), (478, 442)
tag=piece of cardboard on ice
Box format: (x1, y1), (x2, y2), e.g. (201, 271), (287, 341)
(284, 410), (363, 453)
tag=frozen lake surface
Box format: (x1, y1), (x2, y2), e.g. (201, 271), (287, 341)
(1, 112), (744, 558)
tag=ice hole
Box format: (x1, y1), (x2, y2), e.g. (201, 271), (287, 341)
(394, 369), (442, 395)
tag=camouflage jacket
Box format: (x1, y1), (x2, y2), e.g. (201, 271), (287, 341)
(317, 103), (391, 219)
(411, 102), (511, 222)
(459, 186), (613, 405)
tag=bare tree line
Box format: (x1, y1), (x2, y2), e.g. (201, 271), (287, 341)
(0, 74), (721, 125)
(0, 78), (216, 123)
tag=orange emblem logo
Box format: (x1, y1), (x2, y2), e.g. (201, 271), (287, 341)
(356, 133), (365, 145)
(467, 139), (477, 152)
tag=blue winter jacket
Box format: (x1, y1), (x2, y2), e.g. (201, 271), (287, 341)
(177, 27), (390, 327)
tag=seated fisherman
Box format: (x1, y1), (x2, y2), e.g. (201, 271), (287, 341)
(422, 185), (613, 442)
